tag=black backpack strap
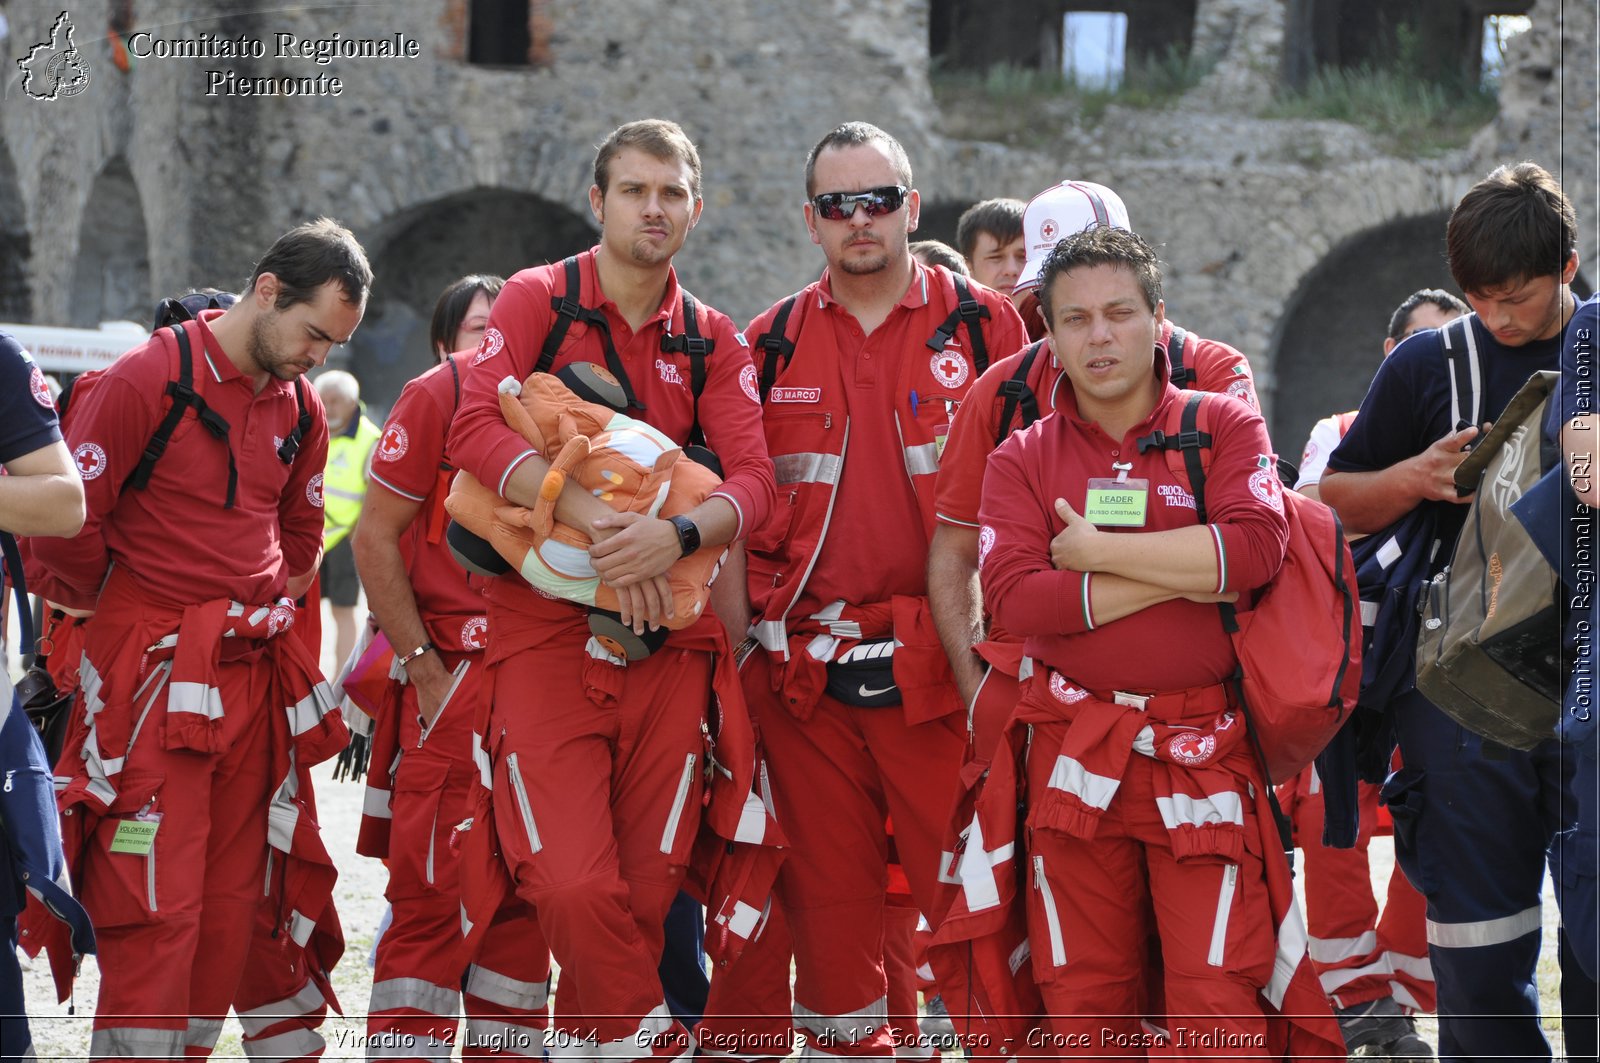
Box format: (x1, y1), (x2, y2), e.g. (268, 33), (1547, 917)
(276, 379), (313, 468)
(130, 324), (238, 509)
(1135, 391), (1212, 520)
(1, 531), (34, 656)
(1441, 316), (1482, 432)
(446, 352), (462, 412)
(1142, 390), (1293, 830)
(537, 257), (584, 376)
(660, 292), (716, 447)
(1166, 325), (1194, 388)
(538, 256), (643, 411)
(756, 295), (799, 402)
(995, 341), (1047, 446)
(926, 274), (992, 374)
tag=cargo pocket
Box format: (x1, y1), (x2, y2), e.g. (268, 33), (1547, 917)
(78, 772), (167, 929)
(1380, 766), (1436, 895)
(389, 755), (453, 897)
(658, 750), (702, 867)
(1028, 852), (1068, 982)
(502, 751), (544, 860)
(1203, 823), (1275, 984)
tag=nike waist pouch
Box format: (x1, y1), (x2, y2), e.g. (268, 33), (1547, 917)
(826, 638), (901, 707)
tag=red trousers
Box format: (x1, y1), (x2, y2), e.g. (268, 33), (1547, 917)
(370, 659), (553, 1058)
(83, 658), (278, 1062)
(737, 652), (966, 1059)
(697, 900), (930, 1060)
(485, 632), (709, 1058)
(1025, 723), (1277, 1060)
(1281, 766), (1434, 1011)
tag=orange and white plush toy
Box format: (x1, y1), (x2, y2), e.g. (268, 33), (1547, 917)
(445, 370), (727, 651)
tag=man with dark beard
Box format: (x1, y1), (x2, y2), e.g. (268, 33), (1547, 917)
(30, 218), (367, 1061)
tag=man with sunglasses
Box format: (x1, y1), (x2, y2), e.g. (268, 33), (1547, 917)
(446, 119), (776, 1062)
(709, 121), (1025, 1060)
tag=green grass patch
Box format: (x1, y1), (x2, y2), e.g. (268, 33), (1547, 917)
(1264, 27), (1499, 154)
(933, 45), (1214, 141)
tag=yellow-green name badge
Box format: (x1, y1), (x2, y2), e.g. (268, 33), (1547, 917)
(110, 817), (160, 855)
(1084, 477), (1150, 527)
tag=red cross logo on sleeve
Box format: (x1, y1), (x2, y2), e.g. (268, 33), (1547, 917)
(73, 442), (107, 480)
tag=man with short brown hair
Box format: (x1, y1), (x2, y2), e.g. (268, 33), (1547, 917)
(954, 197), (1025, 299)
(1321, 161), (1587, 1060)
(32, 218), (366, 1061)
(448, 119), (775, 1061)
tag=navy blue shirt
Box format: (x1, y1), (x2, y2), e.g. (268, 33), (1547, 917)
(1551, 295), (1598, 433)
(1328, 312), (1563, 553)
(0, 331), (61, 466)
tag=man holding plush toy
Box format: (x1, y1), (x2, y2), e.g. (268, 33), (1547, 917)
(446, 119), (777, 1061)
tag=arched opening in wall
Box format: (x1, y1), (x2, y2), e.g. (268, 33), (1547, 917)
(1266, 210), (1455, 458)
(348, 189), (596, 414)
(930, 0), (1195, 77)
(1282, 0), (1533, 90)
(68, 158), (151, 328)
(0, 145), (31, 322)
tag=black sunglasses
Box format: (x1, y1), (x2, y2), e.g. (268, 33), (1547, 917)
(811, 185), (908, 221)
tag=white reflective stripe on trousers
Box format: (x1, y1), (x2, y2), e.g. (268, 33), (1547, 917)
(90, 1026), (187, 1060)
(369, 976), (462, 1018)
(238, 978), (327, 1036)
(1427, 904), (1542, 948)
(241, 1025), (326, 1061)
(463, 964), (551, 1011)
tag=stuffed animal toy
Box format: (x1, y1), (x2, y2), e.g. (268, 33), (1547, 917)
(445, 367), (728, 659)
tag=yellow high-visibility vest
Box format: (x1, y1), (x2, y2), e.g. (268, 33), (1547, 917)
(323, 410), (382, 550)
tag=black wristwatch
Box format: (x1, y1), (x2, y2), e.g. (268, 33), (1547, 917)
(668, 515), (701, 557)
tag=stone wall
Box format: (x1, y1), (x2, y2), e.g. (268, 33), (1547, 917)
(2, 0), (1592, 425)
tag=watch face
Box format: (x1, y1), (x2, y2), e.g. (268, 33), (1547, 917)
(673, 516), (700, 556)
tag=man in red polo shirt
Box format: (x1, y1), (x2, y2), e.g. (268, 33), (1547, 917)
(31, 219), (362, 1061)
(930, 179), (1258, 770)
(719, 121), (1025, 1060)
(446, 119), (775, 1061)
(977, 224), (1338, 1055)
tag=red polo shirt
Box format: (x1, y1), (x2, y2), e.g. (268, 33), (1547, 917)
(34, 312), (328, 609)
(745, 264), (1027, 612)
(978, 363), (1286, 693)
(368, 351), (491, 649)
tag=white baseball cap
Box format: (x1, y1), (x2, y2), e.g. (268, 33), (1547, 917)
(1013, 181), (1132, 295)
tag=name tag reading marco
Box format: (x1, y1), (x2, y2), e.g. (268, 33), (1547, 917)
(1085, 477), (1149, 527)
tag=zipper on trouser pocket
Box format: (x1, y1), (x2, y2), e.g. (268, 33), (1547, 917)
(659, 753), (697, 854)
(425, 804), (439, 885)
(1032, 854), (1066, 967)
(505, 752), (543, 854)
(1208, 864), (1239, 966)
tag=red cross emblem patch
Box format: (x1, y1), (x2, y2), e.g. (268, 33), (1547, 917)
(73, 442), (107, 480)
(930, 349), (969, 389)
(378, 424), (409, 462)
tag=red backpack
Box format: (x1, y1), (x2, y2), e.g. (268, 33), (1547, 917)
(1136, 391), (1361, 785)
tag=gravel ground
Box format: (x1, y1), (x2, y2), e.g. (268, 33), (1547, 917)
(11, 601), (1577, 1060)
